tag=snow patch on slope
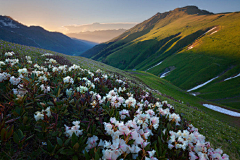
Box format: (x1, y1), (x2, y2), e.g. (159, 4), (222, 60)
(145, 61), (163, 71)
(187, 76), (219, 92)
(203, 104), (240, 117)
(224, 73), (240, 81)
(160, 70), (171, 78)
(0, 18), (19, 28)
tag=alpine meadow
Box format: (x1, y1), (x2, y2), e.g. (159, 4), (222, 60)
(0, 3), (240, 160)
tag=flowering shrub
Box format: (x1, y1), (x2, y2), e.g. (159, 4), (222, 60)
(0, 51), (229, 160)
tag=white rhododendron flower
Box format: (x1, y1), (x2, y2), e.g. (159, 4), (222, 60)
(18, 68), (28, 75)
(66, 88), (74, 97)
(49, 58), (57, 64)
(76, 85), (88, 93)
(119, 109), (130, 120)
(64, 121), (83, 137)
(34, 111), (44, 121)
(125, 97), (137, 107)
(0, 61), (6, 66)
(85, 135), (99, 151)
(5, 58), (19, 65)
(9, 76), (21, 85)
(63, 76), (74, 84)
(34, 107), (52, 121)
(25, 56), (31, 61)
(39, 75), (47, 82)
(5, 51), (15, 56)
(0, 72), (11, 82)
(40, 84), (50, 93)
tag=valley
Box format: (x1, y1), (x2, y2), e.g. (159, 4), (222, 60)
(0, 3), (240, 159)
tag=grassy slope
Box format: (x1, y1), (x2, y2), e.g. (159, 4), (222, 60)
(82, 9), (240, 109)
(147, 12), (240, 109)
(1, 40), (240, 159)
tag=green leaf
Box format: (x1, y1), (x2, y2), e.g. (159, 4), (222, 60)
(60, 149), (75, 155)
(64, 138), (71, 146)
(155, 144), (159, 157)
(26, 134), (34, 141)
(95, 152), (100, 160)
(73, 155), (78, 160)
(71, 133), (78, 145)
(17, 129), (24, 139)
(6, 125), (14, 139)
(52, 131), (58, 136)
(47, 140), (54, 152)
(40, 147), (50, 155)
(57, 137), (63, 146)
(13, 132), (19, 144)
(73, 142), (79, 151)
(84, 150), (90, 160)
(34, 128), (42, 132)
(1, 128), (6, 141)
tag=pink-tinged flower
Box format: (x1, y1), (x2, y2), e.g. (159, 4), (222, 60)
(64, 121), (83, 137)
(222, 154), (229, 160)
(150, 116), (159, 129)
(85, 135), (99, 151)
(119, 139), (129, 152)
(146, 109), (155, 116)
(110, 117), (117, 124)
(189, 151), (198, 160)
(142, 141), (150, 148)
(98, 139), (105, 147)
(130, 144), (141, 154)
(125, 97), (136, 107)
(111, 96), (125, 108)
(148, 150), (156, 157)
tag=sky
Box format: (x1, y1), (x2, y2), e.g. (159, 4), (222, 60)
(0, 0), (239, 33)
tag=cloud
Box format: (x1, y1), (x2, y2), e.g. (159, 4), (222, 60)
(62, 22), (138, 33)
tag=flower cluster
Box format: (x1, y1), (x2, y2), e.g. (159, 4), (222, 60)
(64, 121), (83, 137)
(0, 50), (231, 160)
(5, 51), (15, 56)
(34, 107), (51, 121)
(168, 125), (229, 160)
(0, 72), (11, 82)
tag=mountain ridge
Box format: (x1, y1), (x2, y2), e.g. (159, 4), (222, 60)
(0, 15), (95, 55)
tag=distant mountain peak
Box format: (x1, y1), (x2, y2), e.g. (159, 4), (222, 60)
(173, 5), (213, 15)
(0, 15), (19, 28)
